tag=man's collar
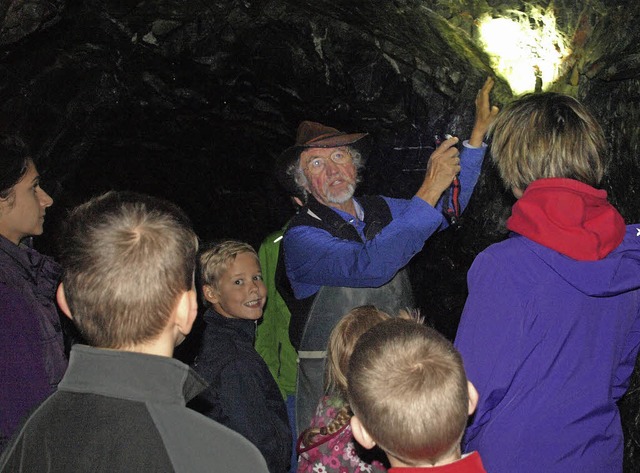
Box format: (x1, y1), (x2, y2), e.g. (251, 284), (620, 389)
(305, 195), (363, 221)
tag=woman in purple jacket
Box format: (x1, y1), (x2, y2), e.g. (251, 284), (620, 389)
(0, 133), (66, 451)
(454, 94), (640, 473)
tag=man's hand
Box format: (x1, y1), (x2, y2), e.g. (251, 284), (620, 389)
(415, 136), (461, 207)
(469, 77), (500, 147)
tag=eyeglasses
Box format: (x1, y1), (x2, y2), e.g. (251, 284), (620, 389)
(303, 150), (353, 175)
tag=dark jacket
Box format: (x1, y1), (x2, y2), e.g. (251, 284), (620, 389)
(0, 235), (66, 450)
(0, 345), (268, 472)
(190, 308), (292, 473)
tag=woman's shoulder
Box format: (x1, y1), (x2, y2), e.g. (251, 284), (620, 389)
(0, 283), (41, 338)
(0, 243), (61, 297)
(0, 248), (26, 284)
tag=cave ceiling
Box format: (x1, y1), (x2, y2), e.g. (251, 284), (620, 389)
(3, 0), (639, 244)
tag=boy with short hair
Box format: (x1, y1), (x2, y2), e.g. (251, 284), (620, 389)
(347, 318), (486, 472)
(0, 191), (268, 473)
(190, 240), (291, 473)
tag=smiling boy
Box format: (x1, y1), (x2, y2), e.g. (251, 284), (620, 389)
(190, 240), (292, 473)
(0, 192), (269, 473)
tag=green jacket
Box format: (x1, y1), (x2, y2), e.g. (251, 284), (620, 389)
(255, 229), (297, 398)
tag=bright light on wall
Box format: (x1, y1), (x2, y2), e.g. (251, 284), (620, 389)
(478, 9), (570, 94)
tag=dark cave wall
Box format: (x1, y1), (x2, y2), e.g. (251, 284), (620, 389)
(2, 0), (640, 469)
(1, 0), (505, 249)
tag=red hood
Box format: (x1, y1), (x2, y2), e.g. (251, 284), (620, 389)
(507, 178), (625, 261)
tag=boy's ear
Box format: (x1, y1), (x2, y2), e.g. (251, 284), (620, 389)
(202, 284), (219, 305)
(468, 381), (479, 416)
(512, 187), (524, 199)
(175, 289), (198, 339)
(56, 283), (73, 320)
(350, 415), (376, 450)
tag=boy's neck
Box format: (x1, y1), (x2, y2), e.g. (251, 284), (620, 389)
(388, 444), (462, 468)
(119, 330), (177, 358)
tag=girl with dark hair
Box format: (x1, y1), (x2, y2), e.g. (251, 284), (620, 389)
(0, 133), (66, 451)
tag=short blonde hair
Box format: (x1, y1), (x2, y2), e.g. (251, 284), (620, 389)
(198, 240), (258, 306)
(324, 305), (393, 397)
(60, 191), (197, 349)
(489, 92), (606, 191)
(348, 318), (468, 464)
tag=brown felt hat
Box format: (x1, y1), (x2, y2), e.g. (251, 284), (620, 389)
(276, 121), (368, 196)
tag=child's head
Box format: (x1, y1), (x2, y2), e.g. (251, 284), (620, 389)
(347, 318), (477, 467)
(199, 240), (266, 320)
(299, 305), (394, 448)
(57, 191), (198, 349)
(489, 92), (606, 194)
(325, 305), (393, 397)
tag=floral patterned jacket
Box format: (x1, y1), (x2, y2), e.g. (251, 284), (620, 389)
(297, 395), (387, 473)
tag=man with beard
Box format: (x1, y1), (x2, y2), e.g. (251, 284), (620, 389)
(275, 78), (498, 433)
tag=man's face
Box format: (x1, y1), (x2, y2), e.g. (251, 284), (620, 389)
(299, 146), (357, 208)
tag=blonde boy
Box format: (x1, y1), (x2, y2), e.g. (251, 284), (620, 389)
(190, 240), (291, 473)
(0, 191), (268, 473)
(347, 318), (486, 472)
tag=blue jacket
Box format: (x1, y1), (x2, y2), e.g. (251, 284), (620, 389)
(282, 142), (486, 300)
(455, 225), (640, 473)
(190, 309), (291, 473)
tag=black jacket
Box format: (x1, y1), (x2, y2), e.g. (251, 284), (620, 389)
(190, 309), (292, 473)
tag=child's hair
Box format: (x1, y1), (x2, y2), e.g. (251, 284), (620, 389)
(488, 92), (606, 191)
(347, 318), (469, 465)
(302, 305), (414, 446)
(58, 191), (197, 349)
(325, 305), (393, 397)
(198, 240), (258, 306)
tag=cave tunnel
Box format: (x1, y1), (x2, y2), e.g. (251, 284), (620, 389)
(2, 0), (640, 469)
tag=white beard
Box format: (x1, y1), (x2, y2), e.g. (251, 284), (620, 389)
(325, 182), (355, 204)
